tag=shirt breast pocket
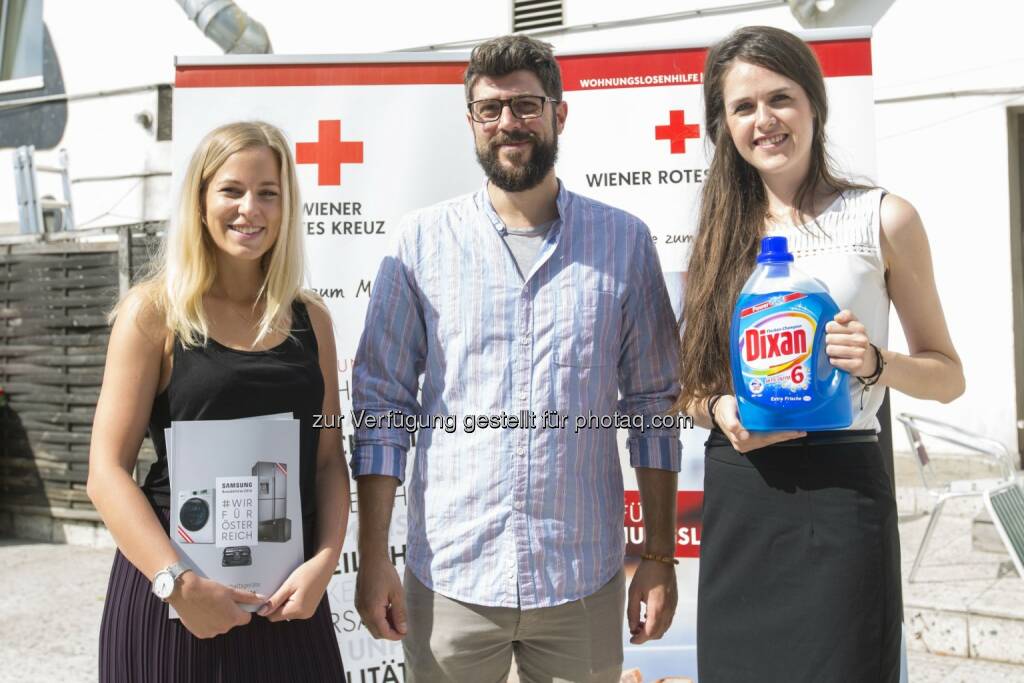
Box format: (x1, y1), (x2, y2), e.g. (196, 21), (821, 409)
(555, 288), (621, 368)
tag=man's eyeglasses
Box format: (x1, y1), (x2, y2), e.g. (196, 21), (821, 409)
(467, 95), (558, 123)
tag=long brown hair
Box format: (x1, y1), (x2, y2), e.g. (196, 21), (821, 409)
(678, 26), (870, 409)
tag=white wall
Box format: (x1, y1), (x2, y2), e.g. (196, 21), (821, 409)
(870, 0), (1024, 454)
(1, 0), (214, 231)
(559, 1), (797, 51)
(0, 0), (498, 232)
(3, 0), (1019, 455)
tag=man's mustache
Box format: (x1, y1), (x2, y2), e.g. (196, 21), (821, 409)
(490, 132), (537, 148)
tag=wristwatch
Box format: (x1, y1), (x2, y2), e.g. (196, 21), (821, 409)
(152, 562), (191, 601)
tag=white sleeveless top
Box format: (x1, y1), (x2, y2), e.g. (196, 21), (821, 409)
(764, 187), (889, 431)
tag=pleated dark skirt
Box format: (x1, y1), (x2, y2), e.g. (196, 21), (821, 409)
(697, 431), (901, 683)
(98, 508), (344, 683)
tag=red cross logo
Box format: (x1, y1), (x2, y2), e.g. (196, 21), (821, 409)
(655, 110), (700, 154)
(296, 120), (364, 186)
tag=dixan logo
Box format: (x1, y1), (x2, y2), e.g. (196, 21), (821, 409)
(740, 313), (815, 374)
(745, 326), (808, 363)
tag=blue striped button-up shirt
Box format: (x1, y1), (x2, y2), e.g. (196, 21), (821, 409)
(352, 181), (681, 608)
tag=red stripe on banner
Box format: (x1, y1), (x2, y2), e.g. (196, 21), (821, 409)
(276, 463), (287, 476)
(561, 48), (707, 92)
(561, 38), (870, 92)
(624, 490), (703, 559)
(813, 38), (874, 79)
(175, 62), (467, 88)
(177, 526), (194, 544)
(176, 38), (870, 90)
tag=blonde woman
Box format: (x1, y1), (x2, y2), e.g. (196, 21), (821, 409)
(87, 121), (347, 680)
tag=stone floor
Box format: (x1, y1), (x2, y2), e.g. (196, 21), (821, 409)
(0, 539), (111, 683)
(908, 650), (1024, 682)
(895, 451), (1024, 668)
(3, 450), (1024, 682)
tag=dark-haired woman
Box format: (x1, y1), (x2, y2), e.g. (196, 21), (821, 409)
(679, 26), (964, 682)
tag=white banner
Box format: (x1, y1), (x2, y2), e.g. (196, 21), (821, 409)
(173, 30), (875, 681)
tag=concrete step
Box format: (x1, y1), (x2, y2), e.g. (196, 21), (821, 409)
(908, 650), (1024, 682)
(899, 501), (1024, 667)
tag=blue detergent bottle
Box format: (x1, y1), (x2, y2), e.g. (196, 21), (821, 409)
(729, 236), (852, 431)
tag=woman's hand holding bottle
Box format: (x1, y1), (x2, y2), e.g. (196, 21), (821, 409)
(712, 394), (806, 453)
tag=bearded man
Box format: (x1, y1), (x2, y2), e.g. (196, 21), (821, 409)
(351, 34), (682, 683)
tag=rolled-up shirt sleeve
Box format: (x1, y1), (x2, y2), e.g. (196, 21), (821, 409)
(617, 223), (683, 472)
(351, 226), (426, 483)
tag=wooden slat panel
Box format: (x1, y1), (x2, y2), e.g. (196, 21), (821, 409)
(0, 503), (102, 522)
(0, 333), (109, 346)
(8, 372), (102, 386)
(0, 226), (165, 519)
(2, 384), (100, 403)
(13, 410), (94, 425)
(4, 275), (118, 289)
(0, 252), (117, 267)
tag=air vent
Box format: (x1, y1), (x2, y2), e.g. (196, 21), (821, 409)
(513, 0), (563, 32)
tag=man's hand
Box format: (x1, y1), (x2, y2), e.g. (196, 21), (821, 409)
(626, 560), (677, 644)
(354, 554), (407, 640)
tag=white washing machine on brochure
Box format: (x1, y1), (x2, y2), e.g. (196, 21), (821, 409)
(176, 489), (214, 544)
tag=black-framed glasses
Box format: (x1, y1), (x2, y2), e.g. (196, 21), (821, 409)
(467, 95), (558, 123)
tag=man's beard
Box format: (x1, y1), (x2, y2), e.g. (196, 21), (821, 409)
(475, 129), (559, 192)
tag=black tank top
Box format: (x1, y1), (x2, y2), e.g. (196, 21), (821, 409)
(142, 300), (325, 557)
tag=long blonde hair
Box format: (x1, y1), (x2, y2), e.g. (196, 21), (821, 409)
(116, 121), (310, 347)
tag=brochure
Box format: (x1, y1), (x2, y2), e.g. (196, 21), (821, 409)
(166, 414), (303, 618)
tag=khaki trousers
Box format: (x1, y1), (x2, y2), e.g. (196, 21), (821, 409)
(403, 567), (625, 683)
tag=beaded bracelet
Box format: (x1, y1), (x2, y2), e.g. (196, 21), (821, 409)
(856, 343), (886, 387)
(640, 552), (679, 566)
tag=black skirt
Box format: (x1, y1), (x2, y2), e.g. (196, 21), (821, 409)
(98, 507), (344, 683)
(697, 431), (901, 683)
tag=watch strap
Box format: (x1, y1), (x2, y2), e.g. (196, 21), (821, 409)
(165, 562), (189, 581)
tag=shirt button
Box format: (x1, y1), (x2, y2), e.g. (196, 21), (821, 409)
(517, 447), (526, 457)
(514, 499), (524, 510)
(520, 336), (529, 345)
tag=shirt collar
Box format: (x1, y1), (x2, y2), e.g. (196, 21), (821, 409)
(477, 179), (571, 235)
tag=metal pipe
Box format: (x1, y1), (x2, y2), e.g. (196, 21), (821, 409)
(175, 0), (272, 54)
(59, 150), (75, 230)
(876, 86), (1024, 105)
(0, 83), (168, 111)
(71, 171), (171, 184)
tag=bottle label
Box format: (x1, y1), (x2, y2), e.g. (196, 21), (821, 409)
(737, 293), (820, 406)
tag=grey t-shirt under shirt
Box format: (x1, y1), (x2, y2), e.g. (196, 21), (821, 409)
(501, 219), (556, 279)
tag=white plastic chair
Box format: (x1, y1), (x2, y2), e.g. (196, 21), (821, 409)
(896, 413), (1018, 582)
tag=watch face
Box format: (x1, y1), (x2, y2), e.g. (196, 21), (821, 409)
(153, 571), (175, 599)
